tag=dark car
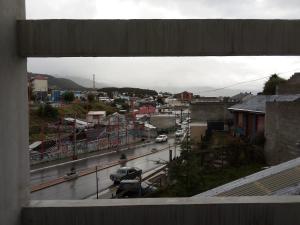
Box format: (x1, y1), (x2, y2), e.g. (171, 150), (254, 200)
(110, 167), (142, 184)
(115, 180), (157, 198)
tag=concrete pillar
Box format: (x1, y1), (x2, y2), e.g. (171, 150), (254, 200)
(0, 1), (29, 225)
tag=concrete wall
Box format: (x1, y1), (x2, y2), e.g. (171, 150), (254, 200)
(18, 19), (300, 57)
(277, 84), (300, 94)
(2, 11), (300, 225)
(0, 0), (29, 225)
(32, 79), (48, 92)
(150, 115), (176, 130)
(277, 73), (300, 94)
(265, 102), (300, 165)
(190, 123), (207, 143)
(23, 197), (300, 225)
(190, 102), (233, 123)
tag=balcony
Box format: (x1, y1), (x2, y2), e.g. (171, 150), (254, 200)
(2, 1), (300, 224)
(22, 197), (300, 225)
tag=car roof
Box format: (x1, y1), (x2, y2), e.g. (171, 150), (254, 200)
(119, 166), (138, 170)
(118, 167), (131, 170)
(120, 179), (139, 184)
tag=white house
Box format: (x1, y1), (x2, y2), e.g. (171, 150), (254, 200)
(86, 111), (106, 125)
(31, 75), (48, 93)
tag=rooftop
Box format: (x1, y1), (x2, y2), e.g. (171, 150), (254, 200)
(228, 94), (300, 113)
(87, 111), (106, 115)
(196, 157), (300, 197)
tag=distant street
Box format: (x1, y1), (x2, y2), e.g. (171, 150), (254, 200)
(31, 138), (180, 200)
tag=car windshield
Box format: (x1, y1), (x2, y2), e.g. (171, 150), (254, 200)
(117, 169), (127, 174)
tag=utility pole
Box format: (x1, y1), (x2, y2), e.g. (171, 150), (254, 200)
(169, 144), (173, 162)
(108, 117), (111, 149)
(57, 117), (61, 153)
(180, 108), (183, 123)
(174, 142), (177, 158)
(186, 111), (190, 152)
(93, 74), (95, 90)
(41, 122), (45, 160)
(117, 114), (120, 150)
(73, 114), (77, 160)
(125, 117), (128, 147)
(96, 166), (99, 199)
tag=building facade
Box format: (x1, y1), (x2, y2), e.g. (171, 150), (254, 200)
(190, 101), (233, 124)
(176, 91), (193, 102)
(229, 95), (300, 140)
(31, 75), (48, 92)
(265, 101), (300, 165)
(86, 111), (106, 126)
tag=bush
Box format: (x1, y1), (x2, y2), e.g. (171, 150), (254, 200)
(37, 104), (58, 119)
(63, 92), (75, 103)
(87, 93), (95, 103)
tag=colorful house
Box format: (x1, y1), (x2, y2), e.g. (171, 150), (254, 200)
(228, 95), (300, 139)
(137, 105), (156, 114)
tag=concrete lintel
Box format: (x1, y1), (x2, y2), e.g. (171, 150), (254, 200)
(18, 19), (300, 57)
(27, 196), (300, 207)
(23, 197), (300, 225)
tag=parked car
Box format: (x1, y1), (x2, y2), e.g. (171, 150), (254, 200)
(155, 134), (168, 143)
(175, 129), (184, 137)
(115, 180), (157, 198)
(110, 167), (142, 184)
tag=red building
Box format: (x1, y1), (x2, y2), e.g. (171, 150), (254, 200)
(176, 91), (193, 102)
(137, 105), (156, 114)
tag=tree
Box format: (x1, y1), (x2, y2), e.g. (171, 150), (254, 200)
(121, 103), (130, 112)
(156, 97), (165, 105)
(87, 93), (95, 103)
(63, 91), (75, 103)
(37, 103), (58, 119)
(262, 74), (286, 95)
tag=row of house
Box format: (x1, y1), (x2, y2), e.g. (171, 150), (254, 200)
(190, 73), (300, 166)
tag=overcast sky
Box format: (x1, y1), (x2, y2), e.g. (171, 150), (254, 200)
(26, 0), (300, 95)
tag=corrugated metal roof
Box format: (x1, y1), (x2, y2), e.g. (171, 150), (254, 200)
(219, 166), (300, 196)
(228, 94), (300, 113)
(195, 157), (300, 197)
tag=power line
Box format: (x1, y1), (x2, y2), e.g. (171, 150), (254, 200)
(198, 69), (299, 94)
(198, 75), (270, 94)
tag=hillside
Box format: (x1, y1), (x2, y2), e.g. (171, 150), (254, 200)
(98, 87), (158, 97)
(61, 76), (108, 89)
(28, 73), (86, 90)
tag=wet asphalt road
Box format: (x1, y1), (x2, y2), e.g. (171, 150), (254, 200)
(31, 138), (179, 200)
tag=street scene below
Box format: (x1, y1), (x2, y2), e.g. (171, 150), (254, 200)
(31, 138), (181, 200)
